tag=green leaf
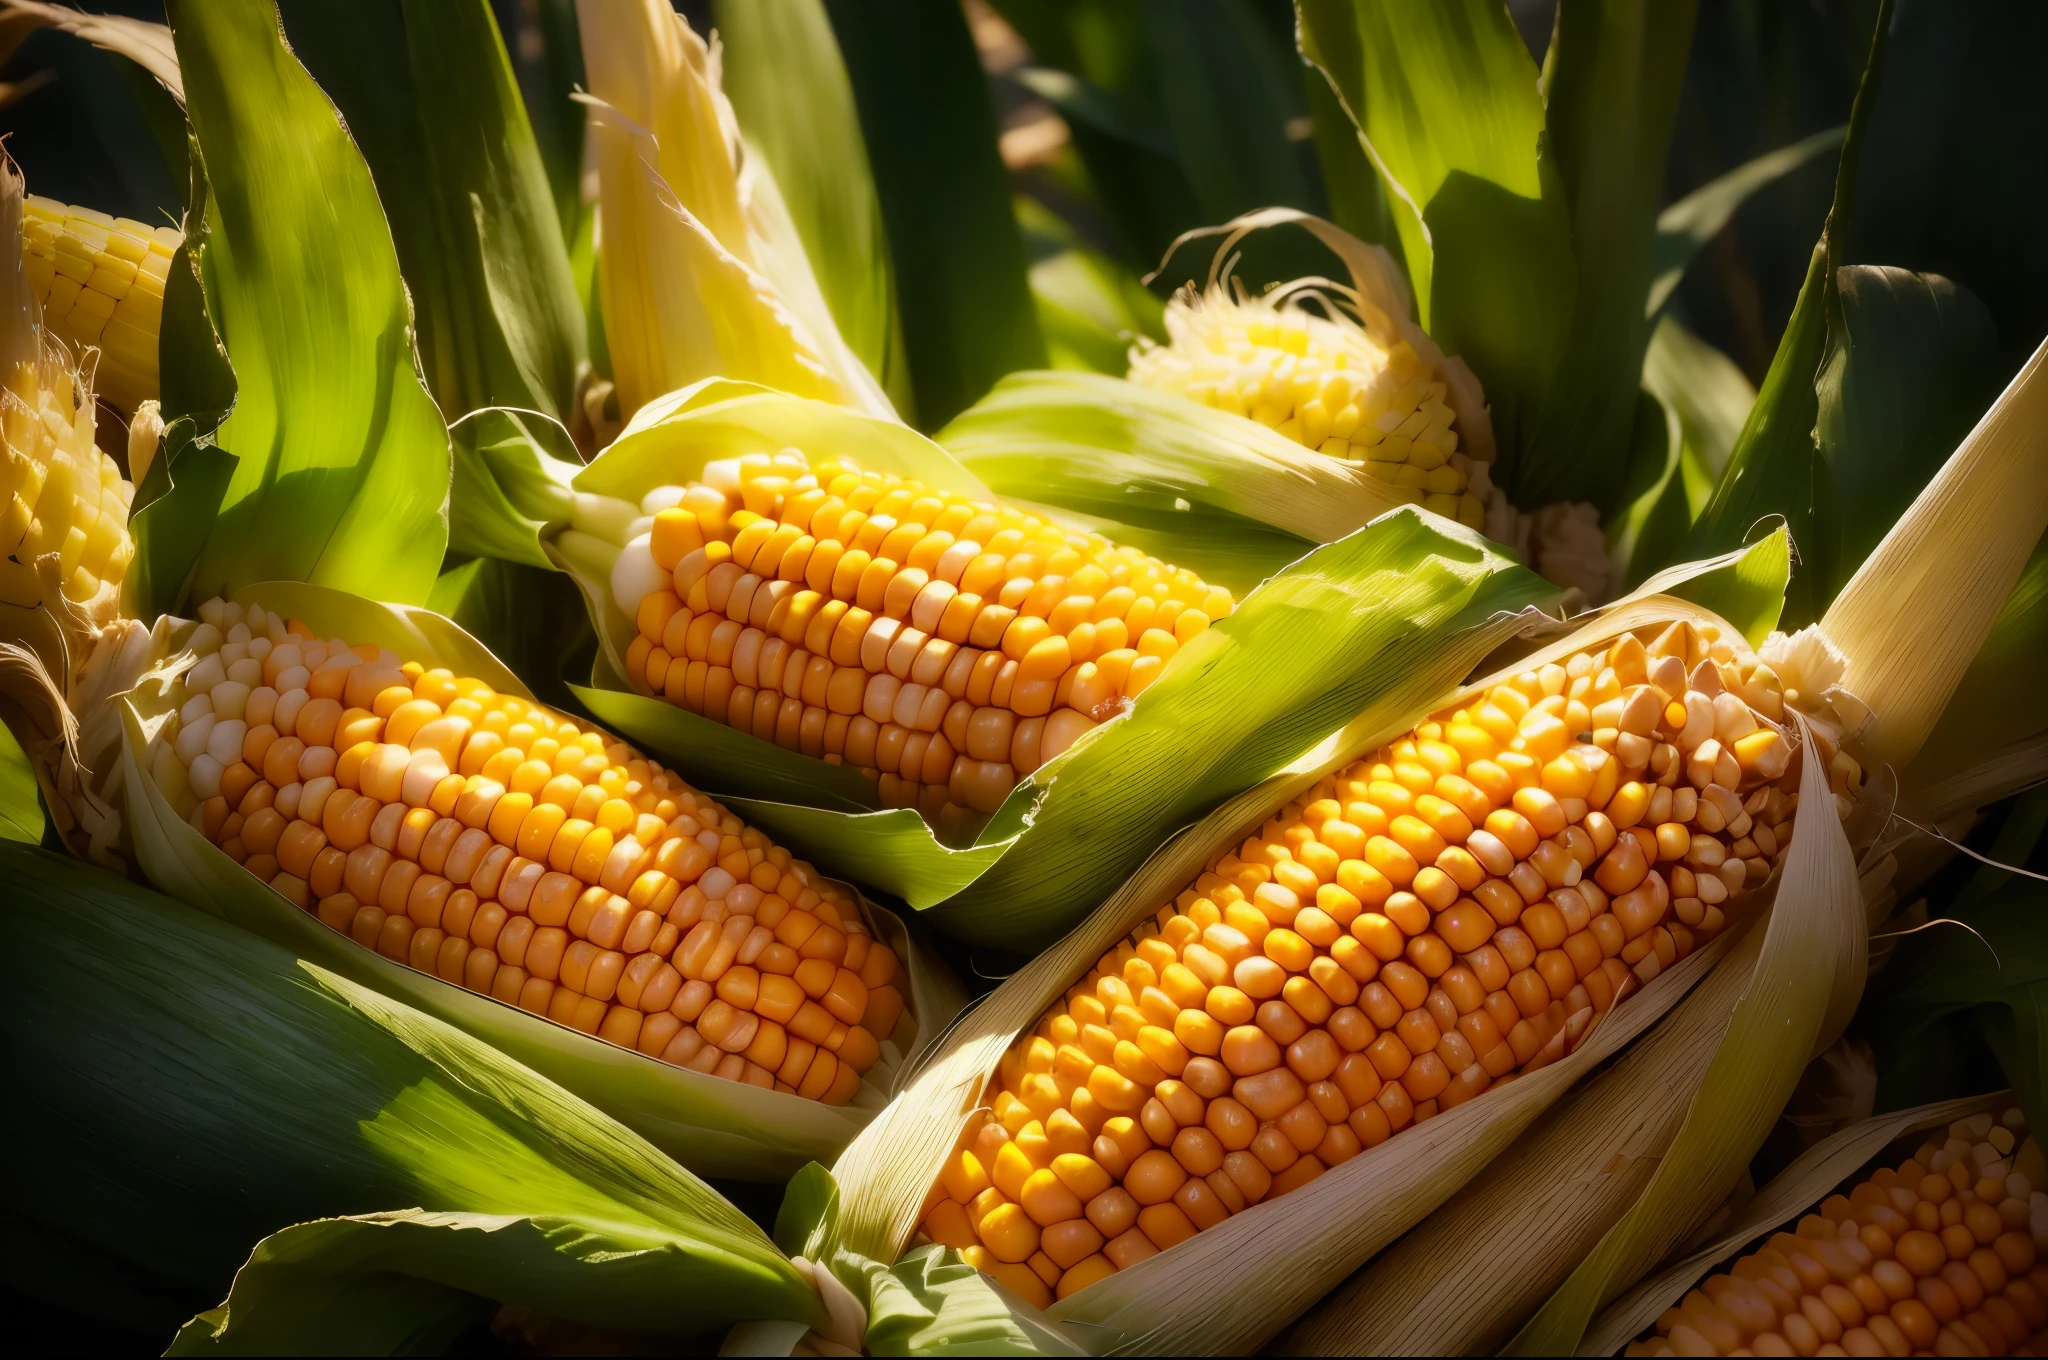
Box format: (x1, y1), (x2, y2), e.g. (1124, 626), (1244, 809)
(1646, 124), (1847, 317)
(1303, 49), (1397, 255)
(1816, 265), (2003, 596)
(0, 719), (43, 843)
(1297, 0), (1578, 465)
(1515, 0), (1697, 509)
(720, 0), (909, 414)
(1, 841), (823, 1344)
(1610, 319), (1758, 590)
(171, 0), (450, 608)
(1688, 0), (1895, 625)
(1662, 525), (1790, 647)
(126, 143), (239, 621)
(120, 581), (946, 1181)
(1028, 245), (1165, 378)
(280, 0), (586, 421)
(446, 407), (579, 571)
(824, 0), (1045, 428)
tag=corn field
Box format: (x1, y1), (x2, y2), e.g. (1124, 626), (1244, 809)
(0, 0), (2042, 1354)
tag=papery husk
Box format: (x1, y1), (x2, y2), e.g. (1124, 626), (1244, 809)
(1576, 1091), (2013, 1356)
(1822, 337), (2048, 770)
(810, 582), (1803, 1355)
(116, 580), (964, 1182)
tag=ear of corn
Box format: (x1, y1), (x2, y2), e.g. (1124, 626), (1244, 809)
(911, 615), (1813, 1306)
(3, 163), (138, 625)
(1626, 1107), (2045, 1357)
(599, 445), (1233, 839)
(19, 194), (175, 416)
(116, 580), (962, 1179)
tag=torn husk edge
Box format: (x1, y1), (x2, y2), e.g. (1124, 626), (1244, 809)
(810, 587), (1795, 1355)
(1578, 1090), (2017, 1356)
(113, 579), (965, 1180)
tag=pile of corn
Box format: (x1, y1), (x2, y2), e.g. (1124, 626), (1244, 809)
(606, 450), (1234, 832)
(917, 618), (1819, 1305)
(19, 196), (175, 416)
(1127, 285), (1486, 530)
(153, 597), (906, 1104)
(1629, 1109), (2048, 1356)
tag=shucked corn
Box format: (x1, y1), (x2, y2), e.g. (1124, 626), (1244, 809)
(606, 450), (1234, 835)
(20, 196), (176, 415)
(919, 619), (1836, 1307)
(1629, 1108), (2048, 1357)
(154, 597), (906, 1105)
(1127, 284), (1487, 530)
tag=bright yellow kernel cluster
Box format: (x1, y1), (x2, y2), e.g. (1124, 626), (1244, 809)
(21, 196), (175, 414)
(610, 450), (1234, 836)
(1127, 286), (1485, 529)
(1, 329), (133, 616)
(1629, 1108), (2046, 1356)
(920, 618), (1821, 1306)
(155, 597), (907, 1105)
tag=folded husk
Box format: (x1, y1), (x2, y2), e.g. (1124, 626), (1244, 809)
(812, 585), (1808, 1354)
(1578, 1091), (2013, 1356)
(118, 580), (964, 1182)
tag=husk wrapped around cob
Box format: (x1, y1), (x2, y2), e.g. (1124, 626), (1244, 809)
(1603, 1097), (2046, 1357)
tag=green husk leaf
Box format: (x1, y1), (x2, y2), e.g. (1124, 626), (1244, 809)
(1816, 265), (2003, 597)
(446, 407), (580, 570)
(1645, 125), (1848, 317)
(1661, 525), (1790, 648)
(119, 580), (961, 1181)
(817, 593), (1777, 1355)
(0, 718), (43, 843)
(937, 369), (1404, 595)
(1515, 0), (1697, 509)
(822, 0), (1044, 429)
(1505, 713), (1864, 1354)
(427, 555), (594, 714)
(1579, 1092), (2012, 1356)
(1027, 244), (1166, 379)
(548, 386), (1557, 950)
(719, 0), (908, 414)
(1296, 0), (1577, 467)
(170, 0), (450, 608)
(1, 841), (822, 1344)
(283, 0), (586, 422)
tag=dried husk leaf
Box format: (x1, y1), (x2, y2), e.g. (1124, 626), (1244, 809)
(116, 580), (963, 1182)
(1823, 338), (2048, 769)
(1578, 1091), (2012, 1355)
(815, 588), (1790, 1354)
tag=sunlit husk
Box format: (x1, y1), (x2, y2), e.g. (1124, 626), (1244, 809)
(1822, 338), (2048, 770)
(116, 579), (964, 1181)
(1579, 1092), (2014, 1356)
(573, 0), (891, 423)
(813, 582), (1823, 1354)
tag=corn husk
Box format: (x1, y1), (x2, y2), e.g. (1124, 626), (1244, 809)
(1577, 1091), (2012, 1355)
(116, 579), (964, 1182)
(1287, 331), (2048, 1359)
(572, 0), (892, 424)
(2, 840), (832, 1350)
(804, 558), (1807, 1354)
(547, 379), (1560, 954)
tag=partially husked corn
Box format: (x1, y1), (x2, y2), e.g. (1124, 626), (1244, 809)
(919, 619), (1831, 1306)
(1629, 1108), (2048, 1357)
(153, 597), (905, 1104)
(20, 196), (176, 415)
(1127, 285), (1486, 530)
(606, 450), (1234, 833)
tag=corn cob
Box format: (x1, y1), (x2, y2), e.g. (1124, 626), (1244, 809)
(1629, 1109), (2048, 1357)
(605, 449), (1234, 834)
(916, 618), (1829, 1306)
(1127, 284), (1487, 530)
(154, 596), (907, 1105)
(19, 196), (175, 416)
